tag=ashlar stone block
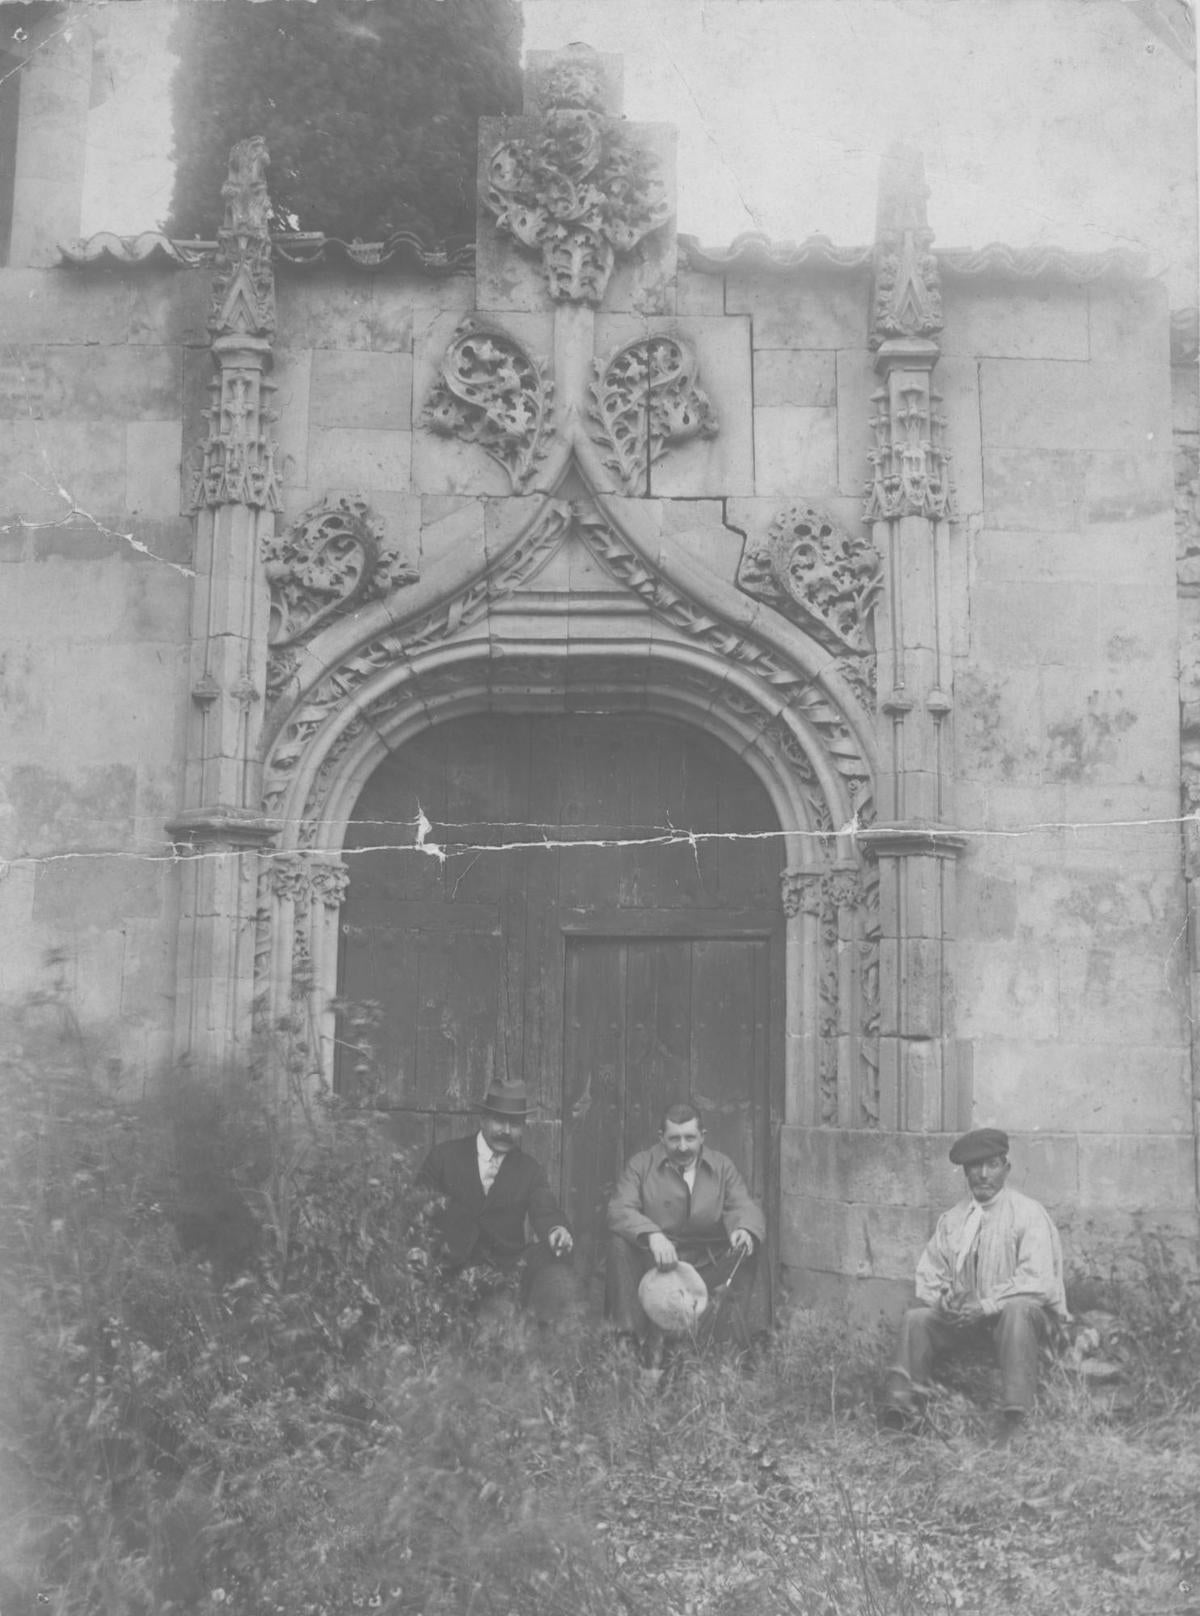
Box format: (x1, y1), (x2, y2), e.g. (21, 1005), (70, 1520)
(753, 405), (839, 498)
(940, 282), (1089, 361)
(306, 427), (411, 496)
(310, 349), (413, 431)
(725, 269), (870, 351)
(754, 349), (836, 409)
(126, 421), (184, 519)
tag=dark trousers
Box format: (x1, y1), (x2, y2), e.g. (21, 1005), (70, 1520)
(888, 1298), (1050, 1414)
(445, 1243), (581, 1325)
(605, 1233), (757, 1349)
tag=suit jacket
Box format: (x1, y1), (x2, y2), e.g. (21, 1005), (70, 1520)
(418, 1133), (568, 1266)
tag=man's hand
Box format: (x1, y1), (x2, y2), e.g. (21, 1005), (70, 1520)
(951, 1297), (985, 1325)
(730, 1228), (755, 1257)
(647, 1232), (678, 1269)
(548, 1226), (573, 1255)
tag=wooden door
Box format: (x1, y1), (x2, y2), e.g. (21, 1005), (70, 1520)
(338, 713), (783, 1275)
(562, 933), (773, 1299)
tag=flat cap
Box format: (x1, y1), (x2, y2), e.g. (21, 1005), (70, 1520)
(948, 1127), (1010, 1165)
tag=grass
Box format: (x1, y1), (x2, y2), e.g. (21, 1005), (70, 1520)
(2, 979), (1199, 1616)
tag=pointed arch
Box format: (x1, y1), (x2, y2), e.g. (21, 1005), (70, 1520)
(253, 479), (881, 1130)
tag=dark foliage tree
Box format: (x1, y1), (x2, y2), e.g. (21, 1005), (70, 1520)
(168, 0), (523, 242)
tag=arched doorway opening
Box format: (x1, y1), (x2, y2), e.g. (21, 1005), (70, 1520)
(337, 709), (785, 1304)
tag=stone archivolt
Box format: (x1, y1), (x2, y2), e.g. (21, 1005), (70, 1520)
(262, 495), (418, 654)
(422, 319), (555, 491)
(483, 64), (670, 304)
(255, 492), (880, 1119)
(737, 503), (882, 657)
(588, 336), (717, 494)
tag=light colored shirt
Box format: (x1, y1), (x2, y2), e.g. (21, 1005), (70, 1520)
(915, 1186), (1068, 1321)
(476, 1130), (503, 1194)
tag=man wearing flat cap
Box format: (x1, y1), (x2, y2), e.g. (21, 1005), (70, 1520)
(881, 1127), (1068, 1439)
(417, 1080), (577, 1323)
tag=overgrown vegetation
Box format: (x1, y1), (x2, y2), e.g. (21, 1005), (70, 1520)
(168, 0), (523, 241)
(3, 970), (1199, 1616)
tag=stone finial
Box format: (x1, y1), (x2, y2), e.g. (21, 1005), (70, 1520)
(871, 143), (942, 349)
(483, 44), (669, 306)
(524, 43), (623, 116)
(208, 136), (276, 342)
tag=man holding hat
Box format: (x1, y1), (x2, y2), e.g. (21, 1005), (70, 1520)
(606, 1102), (766, 1355)
(881, 1127), (1068, 1438)
(417, 1080), (577, 1323)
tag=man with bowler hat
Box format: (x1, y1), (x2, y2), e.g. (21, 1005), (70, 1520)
(880, 1127), (1068, 1440)
(418, 1080), (577, 1323)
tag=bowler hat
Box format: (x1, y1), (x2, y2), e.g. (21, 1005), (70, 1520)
(949, 1127), (1010, 1166)
(638, 1262), (709, 1334)
(478, 1080), (535, 1118)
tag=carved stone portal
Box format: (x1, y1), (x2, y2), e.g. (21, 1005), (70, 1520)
(483, 62), (671, 304)
(262, 495), (418, 653)
(738, 503), (882, 657)
(589, 336), (717, 494)
(422, 319), (555, 491)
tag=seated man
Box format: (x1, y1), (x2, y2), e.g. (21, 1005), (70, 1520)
(881, 1127), (1068, 1439)
(417, 1080), (577, 1324)
(606, 1101), (766, 1354)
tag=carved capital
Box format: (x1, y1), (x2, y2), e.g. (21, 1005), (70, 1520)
(421, 320), (555, 491)
(191, 348), (282, 512)
(589, 336), (717, 494)
(263, 495), (417, 652)
(781, 867), (823, 918)
(483, 73), (670, 304)
(264, 852), (350, 909)
(864, 375), (956, 525)
(823, 867), (863, 911)
(737, 503), (881, 655)
(209, 137), (275, 343)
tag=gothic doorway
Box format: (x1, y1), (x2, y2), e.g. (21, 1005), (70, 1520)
(337, 710), (785, 1295)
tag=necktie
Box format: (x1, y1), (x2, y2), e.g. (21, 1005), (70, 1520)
(480, 1151), (500, 1194)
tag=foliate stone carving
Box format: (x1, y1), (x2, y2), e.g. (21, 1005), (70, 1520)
(780, 868), (823, 919)
(483, 75), (670, 304)
(864, 380), (955, 523)
(737, 504), (882, 655)
(858, 859), (881, 1126)
(263, 496), (418, 652)
(870, 146), (942, 350)
(209, 136), (275, 342)
(422, 320), (555, 491)
(589, 338), (717, 495)
(192, 369), (282, 512)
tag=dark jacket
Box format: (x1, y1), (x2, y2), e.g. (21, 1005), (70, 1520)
(418, 1133), (568, 1267)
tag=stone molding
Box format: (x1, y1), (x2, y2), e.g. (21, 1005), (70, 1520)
(588, 336), (717, 494)
(736, 502), (882, 656)
(421, 318), (555, 491)
(263, 495), (418, 656)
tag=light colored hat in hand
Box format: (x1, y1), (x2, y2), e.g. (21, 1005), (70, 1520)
(638, 1262), (709, 1334)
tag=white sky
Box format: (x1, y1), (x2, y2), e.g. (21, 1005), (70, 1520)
(79, 0), (1199, 302)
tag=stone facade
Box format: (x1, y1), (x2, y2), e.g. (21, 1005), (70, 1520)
(0, 25), (1196, 1311)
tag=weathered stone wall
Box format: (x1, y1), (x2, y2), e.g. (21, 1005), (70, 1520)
(0, 229), (1194, 1293)
(0, 268), (200, 1073)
